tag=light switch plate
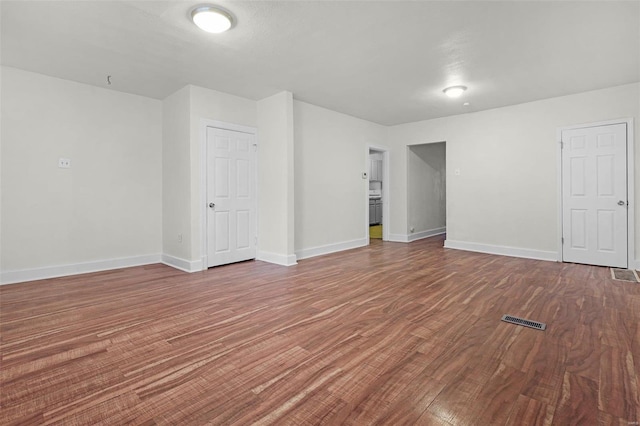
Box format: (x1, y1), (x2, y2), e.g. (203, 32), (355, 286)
(362, 172), (368, 179)
(58, 158), (71, 169)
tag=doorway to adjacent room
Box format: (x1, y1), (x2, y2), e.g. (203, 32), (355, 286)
(407, 142), (446, 242)
(367, 147), (389, 243)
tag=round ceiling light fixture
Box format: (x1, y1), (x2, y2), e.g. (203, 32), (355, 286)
(443, 85), (467, 98)
(191, 5), (233, 33)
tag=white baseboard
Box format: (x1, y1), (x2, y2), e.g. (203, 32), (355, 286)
(444, 239), (557, 262)
(387, 233), (409, 243)
(161, 254), (203, 273)
(408, 227), (446, 242)
(296, 238), (368, 260)
(0, 254), (162, 285)
(388, 228), (446, 243)
(257, 251), (298, 266)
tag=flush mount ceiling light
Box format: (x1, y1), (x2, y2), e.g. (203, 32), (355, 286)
(191, 5), (233, 33)
(443, 85), (467, 98)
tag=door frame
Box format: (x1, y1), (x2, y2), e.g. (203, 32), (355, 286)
(200, 119), (258, 270)
(556, 118), (635, 268)
(366, 146), (390, 243)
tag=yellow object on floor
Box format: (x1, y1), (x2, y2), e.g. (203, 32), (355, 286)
(369, 225), (382, 239)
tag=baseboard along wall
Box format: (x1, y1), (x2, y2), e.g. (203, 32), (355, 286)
(161, 254), (203, 273)
(295, 238), (368, 260)
(1, 254), (163, 285)
(9, 235), (631, 285)
(444, 239), (558, 262)
(388, 227), (446, 243)
(256, 251), (298, 266)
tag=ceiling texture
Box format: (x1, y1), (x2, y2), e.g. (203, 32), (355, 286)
(1, 1), (639, 125)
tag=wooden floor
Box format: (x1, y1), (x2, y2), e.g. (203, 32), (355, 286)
(1, 235), (639, 425)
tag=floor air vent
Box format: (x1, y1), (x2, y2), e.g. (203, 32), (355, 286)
(501, 314), (546, 331)
(611, 268), (639, 283)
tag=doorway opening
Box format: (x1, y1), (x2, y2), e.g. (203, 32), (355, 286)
(407, 142), (446, 242)
(367, 147), (389, 243)
(558, 119), (634, 268)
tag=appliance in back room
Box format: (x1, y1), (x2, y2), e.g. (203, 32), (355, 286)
(369, 150), (383, 239)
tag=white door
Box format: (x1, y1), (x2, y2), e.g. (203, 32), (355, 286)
(207, 127), (256, 267)
(561, 123), (627, 268)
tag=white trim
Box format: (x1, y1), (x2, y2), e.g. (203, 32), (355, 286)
(366, 145), (390, 243)
(557, 118), (635, 268)
(296, 238), (368, 260)
(200, 120), (208, 270)
(382, 150), (390, 242)
(628, 120), (635, 269)
(202, 119), (257, 135)
(557, 118), (634, 132)
(408, 227), (447, 242)
(388, 233), (409, 243)
(257, 251), (298, 266)
(1, 254), (162, 285)
(556, 128), (563, 262)
(200, 119), (259, 271)
(444, 240), (557, 262)
(388, 230), (446, 243)
(161, 254), (203, 273)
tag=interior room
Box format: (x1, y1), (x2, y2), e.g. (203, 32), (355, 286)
(1, 1), (639, 424)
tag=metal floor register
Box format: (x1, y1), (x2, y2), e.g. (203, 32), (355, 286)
(501, 314), (546, 331)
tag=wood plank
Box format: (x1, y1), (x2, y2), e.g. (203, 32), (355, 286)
(506, 394), (554, 426)
(598, 345), (639, 422)
(554, 371), (600, 425)
(1, 235), (637, 425)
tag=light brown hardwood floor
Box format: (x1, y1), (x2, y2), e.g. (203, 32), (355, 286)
(1, 235), (639, 425)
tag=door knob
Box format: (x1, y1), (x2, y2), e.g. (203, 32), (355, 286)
(209, 203), (215, 208)
(618, 200), (626, 206)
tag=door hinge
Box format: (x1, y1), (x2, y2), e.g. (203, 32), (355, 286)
(253, 144), (258, 152)
(559, 141), (564, 149)
(561, 237), (564, 244)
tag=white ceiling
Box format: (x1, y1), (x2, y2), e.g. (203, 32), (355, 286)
(2, 1), (638, 125)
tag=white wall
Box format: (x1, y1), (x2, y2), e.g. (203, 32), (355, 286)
(1, 67), (162, 282)
(257, 91), (296, 265)
(162, 86), (191, 262)
(294, 100), (387, 257)
(188, 85), (257, 267)
(389, 83), (640, 259)
(408, 142), (446, 237)
(3, 67), (636, 283)
(0, 63), (4, 276)
(161, 84), (258, 271)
